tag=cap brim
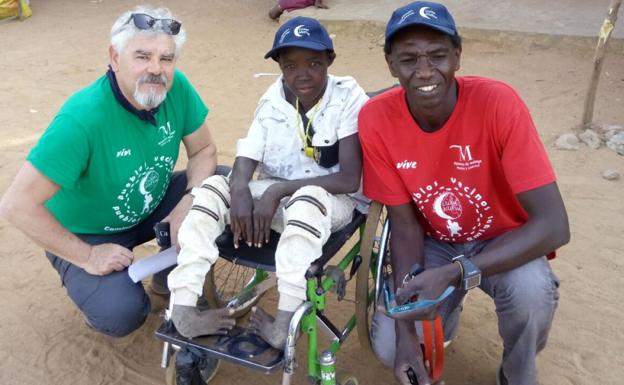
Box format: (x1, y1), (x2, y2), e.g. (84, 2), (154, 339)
(386, 21), (456, 45)
(264, 41), (333, 60)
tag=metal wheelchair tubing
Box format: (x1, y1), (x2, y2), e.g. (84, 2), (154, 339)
(317, 242), (362, 348)
(160, 341), (184, 369)
(160, 341), (170, 369)
(354, 201), (384, 355)
(282, 301), (314, 385)
(161, 296), (175, 369)
(374, 219), (391, 308)
(304, 278), (321, 381)
(160, 296), (185, 369)
(301, 239), (364, 383)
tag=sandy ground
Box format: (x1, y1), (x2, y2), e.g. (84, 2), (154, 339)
(1, 1), (623, 384)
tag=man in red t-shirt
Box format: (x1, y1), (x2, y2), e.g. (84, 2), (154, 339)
(358, 2), (569, 385)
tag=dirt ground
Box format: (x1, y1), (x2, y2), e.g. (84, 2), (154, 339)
(1, 1), (623, 385)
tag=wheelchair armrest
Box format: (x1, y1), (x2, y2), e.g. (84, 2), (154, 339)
(154, 222), (171, 249)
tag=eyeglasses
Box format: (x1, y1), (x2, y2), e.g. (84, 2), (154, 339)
(126, 13), (181, 35)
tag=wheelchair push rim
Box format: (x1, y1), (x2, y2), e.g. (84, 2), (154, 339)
(355, 201), (388, 355)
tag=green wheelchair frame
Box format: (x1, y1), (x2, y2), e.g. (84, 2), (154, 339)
(156, 202), (387, 385)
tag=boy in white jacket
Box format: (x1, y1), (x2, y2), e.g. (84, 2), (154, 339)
(167, 16), (368, 349)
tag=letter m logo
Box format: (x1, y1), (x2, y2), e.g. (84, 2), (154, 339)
(449, 145), (473, 161)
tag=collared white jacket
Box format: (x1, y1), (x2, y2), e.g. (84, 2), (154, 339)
(236, 74), (369, 182)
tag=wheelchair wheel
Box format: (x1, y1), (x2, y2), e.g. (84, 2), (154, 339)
(355, 201), (389, 355)
(203, 259), (264, 318)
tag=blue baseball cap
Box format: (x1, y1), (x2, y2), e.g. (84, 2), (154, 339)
(385, 1), (458, 47)
(264, 16), (334, 61)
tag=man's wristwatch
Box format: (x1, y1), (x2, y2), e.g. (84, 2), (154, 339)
(452, 255), (481, 291)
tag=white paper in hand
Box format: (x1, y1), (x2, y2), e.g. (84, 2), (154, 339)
(128, 246), (178, 283)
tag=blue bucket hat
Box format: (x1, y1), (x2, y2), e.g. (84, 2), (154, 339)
(385, 1), (458, 47)
(264, 16), (334, 61)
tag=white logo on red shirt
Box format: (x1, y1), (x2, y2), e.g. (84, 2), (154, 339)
(396, 159), (418, 169)
(449, 144), (482, 171)
(411, 178), (494, 242)
(433, 191), (463, 236)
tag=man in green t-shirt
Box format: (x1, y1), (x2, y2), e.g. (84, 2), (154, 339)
(0, 6), (218, 338)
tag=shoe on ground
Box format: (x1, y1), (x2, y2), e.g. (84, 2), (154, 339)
(198, 355), (220, 383)
(175, 347), (220, 384)
(496, 366), (508, 385)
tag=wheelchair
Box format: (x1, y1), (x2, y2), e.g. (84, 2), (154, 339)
(153, 166), (392, 385)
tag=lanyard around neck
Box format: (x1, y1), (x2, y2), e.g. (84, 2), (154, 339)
(295, 97), (322, 153)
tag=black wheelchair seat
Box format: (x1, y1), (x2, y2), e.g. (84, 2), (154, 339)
(215, 210), (366, 272)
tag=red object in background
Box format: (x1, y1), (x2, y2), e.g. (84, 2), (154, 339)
(279, 0), (315, 11)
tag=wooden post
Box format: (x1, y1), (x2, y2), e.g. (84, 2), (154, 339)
(580, 0), (622, 132)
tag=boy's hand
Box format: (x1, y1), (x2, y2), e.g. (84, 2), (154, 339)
(230, 186), (254, 248)
(253, 187), (282, 247)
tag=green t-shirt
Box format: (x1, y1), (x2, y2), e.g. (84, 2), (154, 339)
(27, 69), (208, 234)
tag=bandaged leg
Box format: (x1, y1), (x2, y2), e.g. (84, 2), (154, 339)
(166, 175), (239, 337)
(251, 186), (354, 349)
(276, 185), (334, 309)
(167, 175), (231, 307)
(277, 190), (354, 308)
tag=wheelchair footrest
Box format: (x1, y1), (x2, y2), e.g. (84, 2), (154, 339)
(156, 322), (284, 374)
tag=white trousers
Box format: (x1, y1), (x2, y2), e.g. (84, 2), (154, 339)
(167, 175), (356, 311)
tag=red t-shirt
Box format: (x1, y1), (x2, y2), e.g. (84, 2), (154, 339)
(359, 76), (555, 243)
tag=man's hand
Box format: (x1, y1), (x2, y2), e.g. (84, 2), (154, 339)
(84, 243), (134, 275)
(386, 266), (459, 321)
(393, 321), (443, 385)
(252, 186), (281, 247)
(230, 185), (254, 248)
(314, 0), (329, 9)
(396, 265), (458, 306)
(161, 193), (194, 245)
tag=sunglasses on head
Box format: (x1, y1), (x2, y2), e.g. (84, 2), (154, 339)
(127, 13), (181, 35)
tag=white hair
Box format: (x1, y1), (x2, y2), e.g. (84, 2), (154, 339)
(110, 5), (186, 56)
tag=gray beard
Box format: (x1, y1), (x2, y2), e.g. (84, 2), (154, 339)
(134, 74), (168, 110)
(133, 87), (167, 110)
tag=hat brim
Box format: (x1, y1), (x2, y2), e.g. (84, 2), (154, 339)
(264, 41), (333, 60)
(386, 21), (456, 45)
